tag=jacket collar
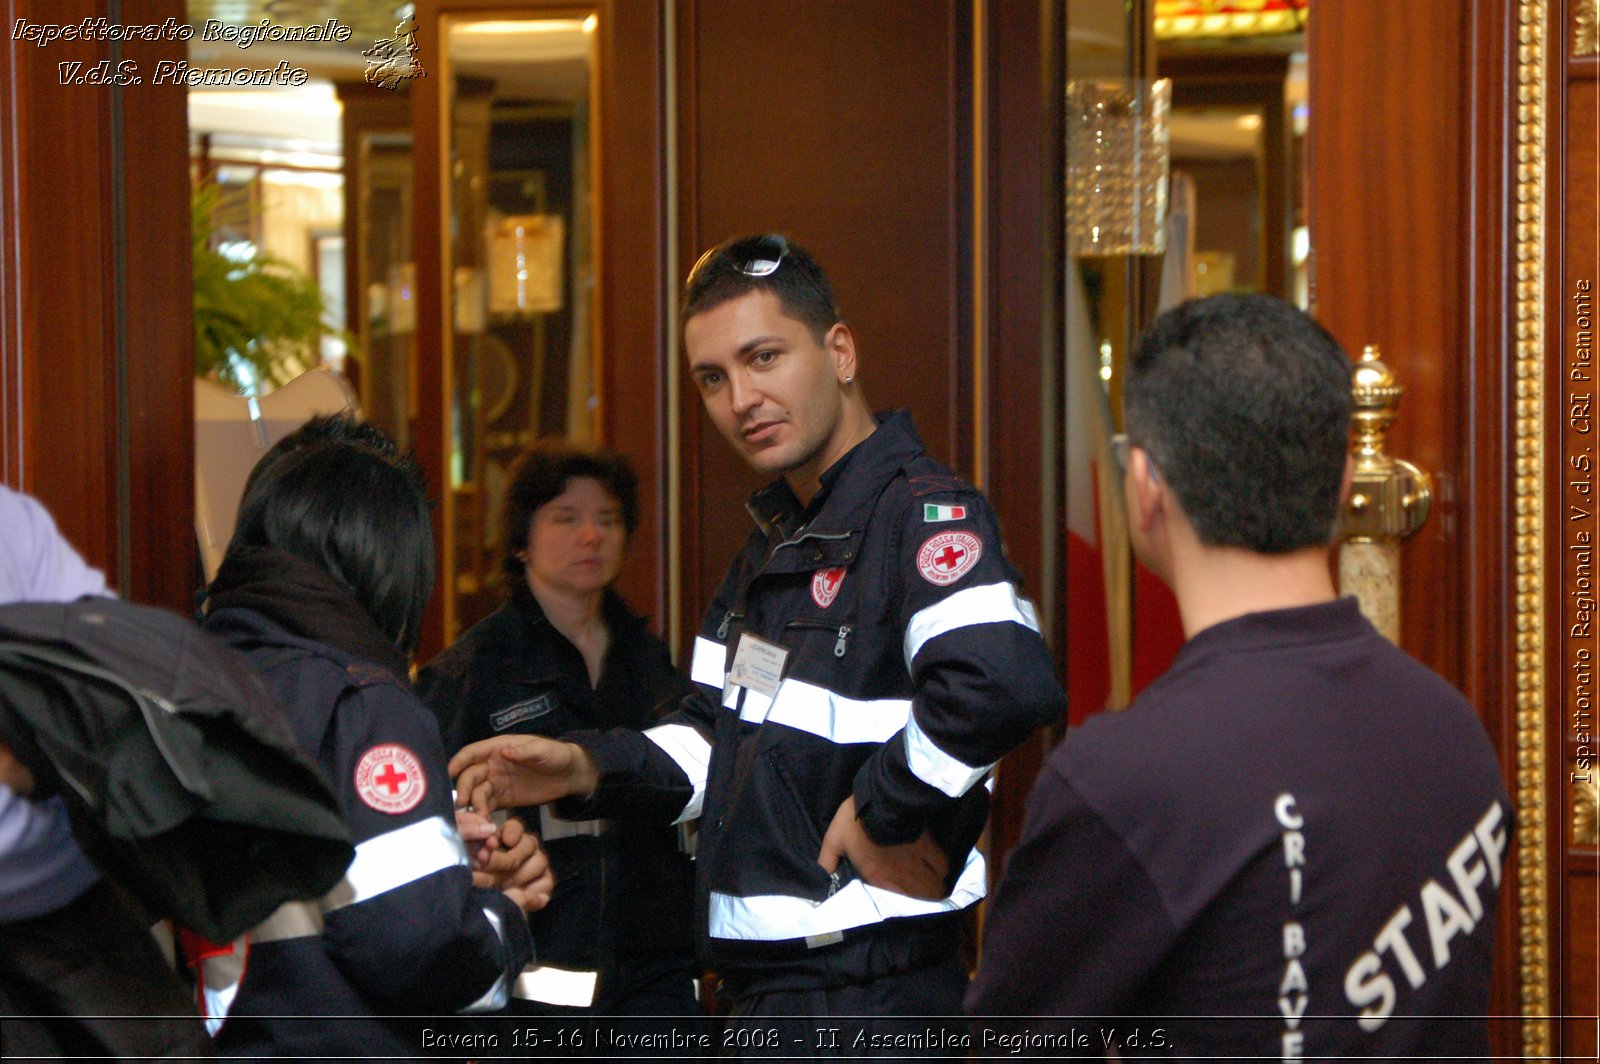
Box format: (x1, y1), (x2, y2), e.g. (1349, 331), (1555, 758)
(206, 545), (410, 680)
(744, 409), (924, 543)
(508, 581), (642, 644)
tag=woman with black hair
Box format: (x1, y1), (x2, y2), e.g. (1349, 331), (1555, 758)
(199, 418), (545, 1058)
(417, 441), (701, 1038)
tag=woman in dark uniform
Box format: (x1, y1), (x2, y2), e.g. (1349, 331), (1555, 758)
(417, 442), (700, 1042)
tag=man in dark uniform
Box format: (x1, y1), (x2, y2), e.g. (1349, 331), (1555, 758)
(967, 294), (1511, 1057)
(452, 234), (1065, 1056)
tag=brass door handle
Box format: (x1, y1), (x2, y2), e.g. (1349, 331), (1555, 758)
(1341, 345), (1433, 542)
(1338, 345), (1432, 644)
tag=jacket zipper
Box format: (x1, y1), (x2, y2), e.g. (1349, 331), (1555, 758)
(772, 529), (854, 553)
(716, 530), (854, 642)
(783, 618), (852, 657)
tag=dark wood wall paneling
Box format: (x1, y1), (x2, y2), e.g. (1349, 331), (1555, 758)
(595, 0), (669, 627)
(0, 5), (26, 486)
(1560, 10), (1598, 1056)
(982, 0), (1065, 883)
(0, 0), (193, 611)
(676, 0), (973, 652)
(119, 1), (197, 613)
(411, 1), (447, 661)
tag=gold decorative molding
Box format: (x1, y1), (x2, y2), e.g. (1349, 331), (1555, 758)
(1576, 772), (1600, 848)
(1577, 0), (1599, 56)
(1513, 1), (1551, 1057)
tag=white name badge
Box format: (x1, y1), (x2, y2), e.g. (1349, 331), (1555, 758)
(727, 632), (789, 699)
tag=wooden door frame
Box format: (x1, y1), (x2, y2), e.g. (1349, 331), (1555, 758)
(0, 0), (193, 612)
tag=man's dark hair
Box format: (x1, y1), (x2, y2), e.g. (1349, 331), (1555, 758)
(501, 440), (639, 581)
(240, 413), (397, 503)
(681, 233), (841, 341)
(230, 420), (434, 652)
(1124, 293), (1352, 553)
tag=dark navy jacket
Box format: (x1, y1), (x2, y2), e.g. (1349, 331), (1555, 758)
(571, 410), (1065, 990)
(969, 599), (1511, 1056)
(417, 588), (695, 1006)
(202, 604), (532, 1059)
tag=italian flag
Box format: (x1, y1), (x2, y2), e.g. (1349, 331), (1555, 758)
(923, 503), (966, 522)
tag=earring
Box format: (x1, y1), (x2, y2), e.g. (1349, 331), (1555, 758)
(844, 375), (854, 385)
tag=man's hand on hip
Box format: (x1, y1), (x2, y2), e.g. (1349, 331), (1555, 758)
(818, 795), (948, 900)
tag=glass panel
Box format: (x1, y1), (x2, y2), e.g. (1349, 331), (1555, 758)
(1064, 0), (1144, 725)
(357, 130), (415, 450)
(1169, 103), (1266, 293)
(442, 12), (598, 639)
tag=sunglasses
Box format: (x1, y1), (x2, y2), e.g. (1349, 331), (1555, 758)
(687, 233), (790, 286)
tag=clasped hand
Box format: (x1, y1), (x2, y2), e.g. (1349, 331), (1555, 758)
(455, 808), (554, 913)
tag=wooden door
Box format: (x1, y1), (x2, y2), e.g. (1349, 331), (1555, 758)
(1307, 0), (1598, 1054)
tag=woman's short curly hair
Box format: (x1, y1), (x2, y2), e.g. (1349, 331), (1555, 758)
(501, 440), (639, 580)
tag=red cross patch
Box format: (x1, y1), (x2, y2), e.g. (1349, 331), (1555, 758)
(354, 744), (427, 814)
(917, 531), (983, 586)
(811, 567), (846, 608)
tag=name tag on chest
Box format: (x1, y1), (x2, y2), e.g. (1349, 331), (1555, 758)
(491, 693), (555, 731)
(727, 632), (788, 699)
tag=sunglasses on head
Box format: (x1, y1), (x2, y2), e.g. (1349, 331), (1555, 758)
(687, 233), (790, 286)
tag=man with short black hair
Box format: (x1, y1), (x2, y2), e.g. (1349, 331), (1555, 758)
(967, 293), (1511, 1057)
(452, 234), (1065, 1054)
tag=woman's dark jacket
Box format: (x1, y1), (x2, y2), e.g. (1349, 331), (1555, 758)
(416, 586), (696, 1004)
(200, 547), (532, 1059)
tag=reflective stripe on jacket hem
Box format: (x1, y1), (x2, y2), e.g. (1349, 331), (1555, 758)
(514, 964), (601, 1007)
(706, 846), (987, 942)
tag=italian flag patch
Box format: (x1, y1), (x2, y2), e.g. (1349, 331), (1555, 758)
(923, 503), (967, 522)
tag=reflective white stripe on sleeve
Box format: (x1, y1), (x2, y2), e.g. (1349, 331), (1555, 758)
(707, 846), (987, 942)
(690, 636), (728, 689)
(903, 581), (1041, 668)
(458, 906), (511, 1013)
(645, 722), (713, 824)
(515, 964), (601, 1007)
(755, 679), (912, 744)
(321, 815), (469, 911)
(904, 713), (994, 797)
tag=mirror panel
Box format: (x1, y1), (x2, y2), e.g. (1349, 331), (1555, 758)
(440, 11), (598, 638)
